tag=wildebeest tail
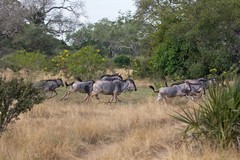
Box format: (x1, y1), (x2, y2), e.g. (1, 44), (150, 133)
(75, 76), (82, 82)
(149, 85), (159, 93)
(65, 81), (74, 88)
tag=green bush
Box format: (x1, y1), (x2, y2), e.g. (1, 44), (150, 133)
(0, 78), (45, 134)
(149, 43), (186, 78)
(113, 55), (131, 68)
(132, 56), (151, 78)
(187, 62), (206, 78)
(0, 50), (52, 71)
(172, 79), (240, 148)
(51, 46), (106, 79)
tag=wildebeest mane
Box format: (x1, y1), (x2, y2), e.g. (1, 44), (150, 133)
(100, 73), (123, 79)
(170, 81), (185, 86)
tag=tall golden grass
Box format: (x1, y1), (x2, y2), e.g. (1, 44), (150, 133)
(0, 95), (239, 159)
(0, 70), (239, 160)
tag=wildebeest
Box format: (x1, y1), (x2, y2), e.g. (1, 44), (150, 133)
(100, 73), (123, 81)
(149, 81), (192, 103)
(170, 77), (214, 97)
(60, 79), (95, 102)
(172, 83), (204, 100)
(90, 79), (137, 103)
(34, 78), (64, 98)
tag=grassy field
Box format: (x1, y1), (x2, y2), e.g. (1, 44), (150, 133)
(0, 70), (239, 160)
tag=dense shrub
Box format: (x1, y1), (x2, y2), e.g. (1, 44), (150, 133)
(148, 43), (186, 78)
(51, 46), (106, 79)
(0, 50), (52, 71)
(132, 56), (151, 78)
(113, 55), (131, 68)
(187, 62), (206, 78)
(0, 78), (45, 134)
(147, 37), (232, 79)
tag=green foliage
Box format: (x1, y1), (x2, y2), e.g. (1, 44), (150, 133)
(172, 79), (240, 148)
(12, 25), (66, 55)
(132, 56), (151, 78)
(52, 46), (106, 79)
(0, 38), (14, 58)
(220, 63), (240, 81)
(136, 0), (239, 78)
(51, 49), (70, 72)
(0, 78), (45, 134)
(66, 24), (96, 50)
(113, 55), (131, 68)
(149, 42), (186, 78)
(187, 63), (206, 78)
(68, 12), (143, 58)
(0, 50), (52, 71)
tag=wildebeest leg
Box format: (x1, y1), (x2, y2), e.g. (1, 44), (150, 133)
(47, 90), (57, 99)
(45, 92), (51, 99)
(192, 92), (203, 100)
(107, 96), (114, 103)
(60, 91), (71, 101)
(185, 95), (194, 100)
(80, 94), (90, 103)
(92, 94), (100, 101)
(117, 97), (122, 102)
(109, 93), (118, 103)
(155, 93), (163, 104)
(90, 92), (100, 102)
(155, 93), (166, 104)
(184, 93), (191, 100)
(203, 88), (206, 95)
(95, 94), (100, 100)
(51, 90), (58, 98)
(165, 96), (173, 104)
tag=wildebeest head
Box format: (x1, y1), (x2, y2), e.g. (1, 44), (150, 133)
(56, 78), (64, 87)
(123, 79), (137, 91)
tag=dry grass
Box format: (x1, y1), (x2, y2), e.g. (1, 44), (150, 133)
(0, 71), (239, 160)
(0, 94), (239, 160)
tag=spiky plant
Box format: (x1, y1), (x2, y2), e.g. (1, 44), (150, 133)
(172, 79), (240, 148)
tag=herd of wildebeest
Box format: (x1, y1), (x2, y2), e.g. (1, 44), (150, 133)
(34, 73), (218, 103)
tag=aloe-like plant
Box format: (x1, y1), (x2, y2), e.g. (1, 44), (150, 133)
(172, 79), (240, 148)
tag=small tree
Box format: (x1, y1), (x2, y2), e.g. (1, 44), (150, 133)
(52, 47), (106, 79)
(0, 78), (45, 134)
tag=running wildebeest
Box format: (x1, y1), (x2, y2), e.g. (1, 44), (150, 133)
(170, 77), (215, 97)
(60, 79), (95, 102)
(34, 78), (64, 98)
(90, 79), (137, 103)
(100, 73), (123, 81)
(171, 82), (204, 100)
(149, 81), (192, 103)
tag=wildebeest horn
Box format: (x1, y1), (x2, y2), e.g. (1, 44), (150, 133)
(164, 81), (168, 87)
